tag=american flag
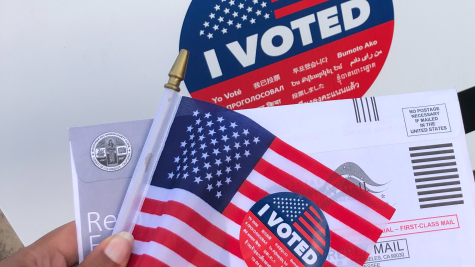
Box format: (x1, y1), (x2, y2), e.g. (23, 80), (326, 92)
(126, 97), (395, 267)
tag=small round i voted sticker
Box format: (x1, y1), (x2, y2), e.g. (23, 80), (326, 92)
(240, 192), (331, 267)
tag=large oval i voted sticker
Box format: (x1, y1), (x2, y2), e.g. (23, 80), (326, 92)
(240, 193), (331, 267)
(180, 0), (394, 110)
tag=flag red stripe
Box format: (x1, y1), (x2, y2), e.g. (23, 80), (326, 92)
(128, 254), (170, 267)
(255, 159), (382, 242)
(298, 217), (326, 246)
(141, 198), (242, 259)
(309, 206), (323, 221)
(323, 260), (337, 267)
(274, 0), (329, 19)
(293, 222), (324, 255)
(133, 225), (226, 267)
(270, 138), (395, 220)
(222, 202), (247, 225)
(330, 231), (371, 266)
(304, 211), (326, 236)
(238, 179), (270, 202)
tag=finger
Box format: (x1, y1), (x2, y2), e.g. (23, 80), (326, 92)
(79, 232), (134, 267)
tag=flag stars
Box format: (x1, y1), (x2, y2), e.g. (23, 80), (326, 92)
(193, 110), (200, 116)
(213, 25), (219, 31)
(216, 191), (222, 199)
(227, 19), (234, 25)
(225, 166), (232, 173)
(244, 150), (251, 157)
(235, 163), (241, 170)
(181, 141), (187, 147)
(199, 135), (206, 141)
(182, 164), (189, 170)
(261, 2), (267, 8)
(208, 129), (216, 136)
(182, 149), (188, 155)
(213, 149), (221, 156)
(253, 137), (260, 144)
(204, 112), (212, 119)
(222, 28), (228, 34)
(234, 142), (241, 149)
(253, 0), (259, 4)
(194, 177), (203, 184)
(232, 11), (239, 18)
(243, 140), (250, 146)
(224, 8), (230, 14)
(183, 157), (188, 162)
(217, 117), (224, 123)
(192, 167), (200, 173)
(230, 122), (238, 128)
(238, 3), (244, 9)
(247, 7), (253, 13)
(207, 33), (213, 39)
(214, 4), (221, 11)
(174, 156), (180, 163)
(182, 173), (189, 179)
(205, 173), (213, 180)
(207, 121), (214, 127)
(187, 125), (193, 132)
(189, 134), (195, 140)
(204, 22), (210, 28)
(176, 165), (181, 171)
(229, 0), (235, 5)
(216, 170), (223, 177)
(235, 153), (241, 160)
(204, 162), (211, 169)
(200, 143), (207, 150)
(242, 14), (248, 21)
(202, 152), (209, 159)
(223, 145), (231, 152)
(250, 18), (256, 24)
(222, 135), (230, 142)
(190, 142), (196, 148)
(207, 184), (213, 191)
(196, 118), (202, 125)
(218, 16), (224, 23)
(200, 30), (204, 36)
(236, 23), (242, 29)
(215, 159), (222, 166)
(225, 177), (232, 184)
(233, 132), (240, 138)
(210, 13), (216, 19)
(216, 180), (223, 188)
(219, 126), (227, 132)
(243, 129), (249, 136)
(264, 13), (270, 19)
(256, 10), (262, 16)
(168, 172), (174, 179)
(210, 139), (218, 146)
(225, 156), (232, 163)
(191, 158), (198, 164)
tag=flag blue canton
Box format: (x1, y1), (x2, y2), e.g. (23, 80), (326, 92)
(200, 0), (272, 39)
(151, 97), (275, 212)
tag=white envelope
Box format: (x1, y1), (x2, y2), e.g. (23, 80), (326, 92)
(239, 88), (474, 266)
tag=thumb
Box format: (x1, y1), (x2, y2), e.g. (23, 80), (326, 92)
(79, 232), (134, 267)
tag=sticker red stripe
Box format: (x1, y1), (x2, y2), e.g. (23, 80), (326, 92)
(238, 179), (270, 202)
(293, 222), (324, 254)
(141, 198), (242, 259)
(222, 202), (247, 225)
(133, 226), (226, 267)
(274, 0), (329, 19)
(309, 206), (323, 221)
(270, 138), (395, 220)
(304, 211), (326, 236)
(298, 217), (326, 246)
(255, 159), (382, 242)
(128, 254), (170, 267)
(330, 231), (370, 266)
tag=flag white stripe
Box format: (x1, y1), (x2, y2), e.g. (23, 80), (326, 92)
(132, 240), (195, 267)
(263, 149), (388, 229)
(145, 186), (240, 239)
(230, 191), (255, 212)
(326, 248), (359, 267)
(246, 170), (374, 252)
(136, 212), (246, 266)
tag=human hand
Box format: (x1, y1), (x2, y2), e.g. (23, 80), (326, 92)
(0, 221), (133, 267)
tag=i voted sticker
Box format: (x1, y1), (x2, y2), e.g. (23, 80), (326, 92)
(239, 192), (331, 267)
(180, 0), (394, 109)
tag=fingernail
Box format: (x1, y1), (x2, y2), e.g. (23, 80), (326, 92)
(104, 232), (134, 264)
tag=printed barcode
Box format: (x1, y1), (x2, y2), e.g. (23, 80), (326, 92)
(409, 143), (464, 209)
(353, 97), (379, 123)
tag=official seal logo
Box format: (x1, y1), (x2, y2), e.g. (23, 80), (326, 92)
(90, 132), (132, 172)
